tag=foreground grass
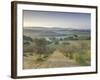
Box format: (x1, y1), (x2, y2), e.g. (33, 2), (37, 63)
(23, 50), (79, 69)
(23, 40), (90, 69)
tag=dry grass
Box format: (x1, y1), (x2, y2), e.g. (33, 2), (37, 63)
(23, 40), (91, 69)
(23, 50), (79, 69)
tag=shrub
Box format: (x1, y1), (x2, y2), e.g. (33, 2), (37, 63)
(33, 38), (55, 60)
(75, 51), (90, 66)
(23, 35), (33, 42)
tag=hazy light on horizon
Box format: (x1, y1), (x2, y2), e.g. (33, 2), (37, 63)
(23, 10), (91, 29)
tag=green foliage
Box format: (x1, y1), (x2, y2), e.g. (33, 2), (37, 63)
(23, 35), (33, 42)
(31, 38), (55, 61)
(23, 44), (33, 53)
(33, 38), (49, 55)
(59, 40), (91, 66)
(75, 51), (90, 66)
(34, 38), (48, 46)
(36, 57), (45, 62)
(73, 34), (78, 38)
(62, 42), (70, 45)
(54, 41), (59, 45)
(24, 42), (30, 45)
(23, 34), (90, 66)
(63, 34), (90, 40)
(59, 42), (77, 59)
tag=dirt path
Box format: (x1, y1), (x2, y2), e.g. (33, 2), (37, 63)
(23, 51), (79, 69)
(36, 51), (78, 68)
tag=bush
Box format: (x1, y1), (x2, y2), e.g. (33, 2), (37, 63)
(62, 42), (70, 45)
(59, 44), (76, 59)
(24, 44), (33, 53)
(75, 51), (90, 66)
(54, 41), (59, 45)
(24, 41), (30, 45)
(74, 42), (91, 66)
(33, 38), (55, 60)
(59, 40), (90, 66)
(23, 35), (33, 42)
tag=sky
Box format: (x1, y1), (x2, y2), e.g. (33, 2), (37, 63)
(23, 10), (91, 29)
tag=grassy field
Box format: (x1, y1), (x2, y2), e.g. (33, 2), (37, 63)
(23, 39), (91, 69)
(23, 27), (91, 69)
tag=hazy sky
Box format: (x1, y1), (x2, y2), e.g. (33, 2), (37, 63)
(23, 10), (91, 29)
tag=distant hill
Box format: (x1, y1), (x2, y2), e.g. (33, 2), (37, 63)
(24, 27), (90, 31)
(23, 27), (90, 38)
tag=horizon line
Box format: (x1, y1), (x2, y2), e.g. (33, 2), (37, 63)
(23, 26), (90, 30)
